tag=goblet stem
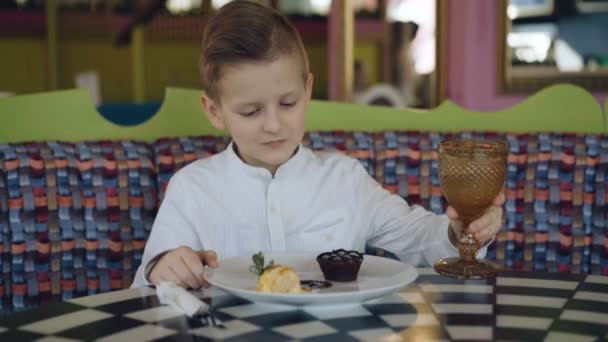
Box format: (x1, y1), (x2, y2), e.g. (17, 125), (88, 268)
(456, 216), (481, 263)
(459, 231), (481, 263)
(436, 219), (500, 279)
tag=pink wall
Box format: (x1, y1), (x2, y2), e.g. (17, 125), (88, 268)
(446, 0), (608, 112)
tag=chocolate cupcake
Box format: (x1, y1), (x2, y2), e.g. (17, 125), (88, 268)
(316, 249), (364, 282)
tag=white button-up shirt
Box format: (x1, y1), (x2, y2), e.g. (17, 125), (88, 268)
(132, 143), (472, 287)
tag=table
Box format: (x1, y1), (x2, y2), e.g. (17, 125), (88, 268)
(1, 268), (607, 341)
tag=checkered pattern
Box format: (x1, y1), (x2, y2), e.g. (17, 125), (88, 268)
(0, 141), (157, 313)
(1, 131), (607, 314)
(0, 269), (606, 341)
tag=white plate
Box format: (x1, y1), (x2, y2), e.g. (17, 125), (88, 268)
(202, 252), (418, 306)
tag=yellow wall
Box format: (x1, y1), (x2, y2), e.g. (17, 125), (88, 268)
(0, 38), (47, 94)
(144, 42), (202, 101)
(305, 44), (327, 99)
(1, 38), (381, 102)
(59, 39), (133, 102)
(139, 39), (379, 101)
(354, 41), (380, 84)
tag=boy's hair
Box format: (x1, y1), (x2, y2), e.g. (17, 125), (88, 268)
(199, 1), (310, 101)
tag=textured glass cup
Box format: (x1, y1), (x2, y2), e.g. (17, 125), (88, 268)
(434, 139), (508, 279)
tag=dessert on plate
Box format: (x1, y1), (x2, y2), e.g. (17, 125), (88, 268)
(249, 252), (302, 294)
(316, 249), (364, 282)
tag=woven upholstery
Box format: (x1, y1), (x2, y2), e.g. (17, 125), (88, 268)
(1, 131), (606, 313)
(0, 141), (156, 311)
(373, 132), (608, 275)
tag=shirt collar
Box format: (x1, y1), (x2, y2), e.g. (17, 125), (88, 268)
(225, 140), (308, 180)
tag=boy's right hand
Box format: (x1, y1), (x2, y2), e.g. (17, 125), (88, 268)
(148, 246), (218, 289)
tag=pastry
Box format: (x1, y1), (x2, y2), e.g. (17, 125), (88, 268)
(249, 252), (302, 294)
(316, 249), (364, 282)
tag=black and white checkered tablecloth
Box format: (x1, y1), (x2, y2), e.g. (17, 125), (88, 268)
(1, 268), (607, 341)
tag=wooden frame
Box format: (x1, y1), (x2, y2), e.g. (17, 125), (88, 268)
(497, 0), (608, 94)
(434, 0), (448, 106)
(328, 0), (354, 102)
(326, 0), (446, 106)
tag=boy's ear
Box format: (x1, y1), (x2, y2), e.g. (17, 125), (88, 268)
(201, 94), (225, 130)
(305, 72), (314, 100)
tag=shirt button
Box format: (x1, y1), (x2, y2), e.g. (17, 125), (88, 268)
(325, 234), (333, 241)
(269, 207), (277, 214)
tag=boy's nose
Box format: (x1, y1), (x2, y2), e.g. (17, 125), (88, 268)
(262, 109), (281, 133)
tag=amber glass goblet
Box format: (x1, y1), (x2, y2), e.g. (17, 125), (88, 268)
(434, 139), (508, 279)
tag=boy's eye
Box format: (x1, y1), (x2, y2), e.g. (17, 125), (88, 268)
(280, 102), (296, 107)
(239, 109), (259, 117)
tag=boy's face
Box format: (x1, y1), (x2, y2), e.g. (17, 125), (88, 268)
(202, 53), (313, 174)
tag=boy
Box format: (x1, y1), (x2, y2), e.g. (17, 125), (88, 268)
(132, 1), (504, 289)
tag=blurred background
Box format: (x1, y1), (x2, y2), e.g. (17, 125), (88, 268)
(0, 0), (606, 123)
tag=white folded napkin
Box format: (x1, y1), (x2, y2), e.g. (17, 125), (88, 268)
(156, 282), (209, 317)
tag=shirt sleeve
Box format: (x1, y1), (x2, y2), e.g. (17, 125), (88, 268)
(352, 160), (487, 267)
(131, 172), (204, 288)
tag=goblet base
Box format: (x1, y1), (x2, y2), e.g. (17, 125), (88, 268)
(434, 257), (501, 279)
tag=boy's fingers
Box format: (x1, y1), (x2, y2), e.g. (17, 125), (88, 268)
(149, 255), (176, 285)
(493, 192), (506, 206)
(165, 265), (187, 288)
(170, 261), (200, 289)
(475, 227), (493, 243)
(472, 208), (503, 243)
(469, 207), (501, 232)
(477, 224), (498, 244)
(152, 272), (167, 285)
(469, 219), (486, 233)
(475, 232), (488, 244)
(446, 206), (459, 219)
(182, 254), (206, 287)
(197, 250), (218, 268)
(153, 249), (218, 288)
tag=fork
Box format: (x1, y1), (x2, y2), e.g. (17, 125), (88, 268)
(191, 306), (222, 327)
(156, 282), (223, 327)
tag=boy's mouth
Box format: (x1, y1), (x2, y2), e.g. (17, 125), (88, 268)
(263, 139), (287, 148)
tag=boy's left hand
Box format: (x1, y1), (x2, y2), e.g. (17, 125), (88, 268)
(446, 192), (505, 247)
